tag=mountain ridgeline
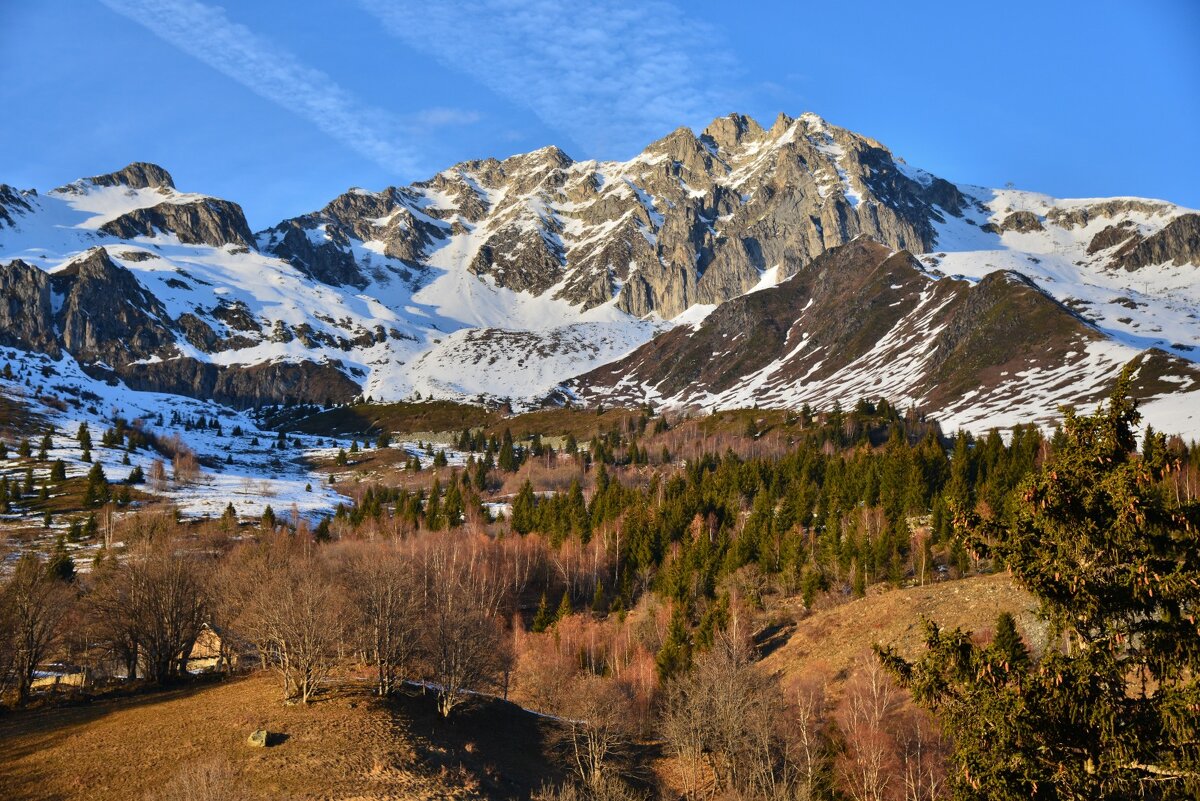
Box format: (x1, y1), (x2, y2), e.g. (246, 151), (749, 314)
(1, 113), (1199, 433)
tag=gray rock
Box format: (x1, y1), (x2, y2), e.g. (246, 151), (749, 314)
(87, 162), (175, 190)
(1114, 213), (1200, 270)
(0, 259), (59, 356)
(101, 199), (255, 249)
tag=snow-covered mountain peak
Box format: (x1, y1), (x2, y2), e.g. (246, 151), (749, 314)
(2, 114), (1199, 437)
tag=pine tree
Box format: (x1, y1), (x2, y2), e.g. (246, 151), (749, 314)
(498, 428), (517, 472)
(991, 611), (1029, 673)
(591, 580), (606, 613)
(84, 462), (109, 506)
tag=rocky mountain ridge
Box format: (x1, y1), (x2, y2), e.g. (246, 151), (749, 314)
(1, 112), (1199, 434)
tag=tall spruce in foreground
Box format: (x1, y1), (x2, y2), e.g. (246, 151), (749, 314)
(877, 369), (1200, 799)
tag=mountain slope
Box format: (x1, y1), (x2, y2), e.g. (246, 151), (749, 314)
(1, 112), (1199, 435)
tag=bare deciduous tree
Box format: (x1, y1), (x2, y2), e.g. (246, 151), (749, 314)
(340, 543), (422, 696)
(417, 534), (511, 717)
(226, 535), (345, 704)
(558, 675), (639, 796)
(92, 540), (209, 685)
(836, 657), (900, 801)
(2, 554), (73, 704)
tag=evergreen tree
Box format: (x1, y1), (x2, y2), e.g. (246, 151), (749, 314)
(656, 604), (693, 680)
(553, 589), (572, 625)
(532, 592), (552, 633)
(46, 535), (76, 582)
(991, 611), (1029, 673)
(879, 372), (1200, 800)
(83, 462), (109, 506)
(591, 580), (606, 613)
(510, 479), (536, 534)
(127, 465), (144, 484)
(498, 428), (517, 472)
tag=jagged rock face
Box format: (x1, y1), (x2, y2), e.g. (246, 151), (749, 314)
(51, 248), (177, 367)
(0, 259), (59, 356)
(0, 184), (34, 229)
(100, 198), (255, 249)
(1087, 222), (1140, 254)
(260, 113), (967, 317)
(1001, 211), (1044, 232)
(86, 162), (176, 190)
(259, 186), (446, 286)
(1115, 213), (1200, 269)
(119, 357), (359, 409)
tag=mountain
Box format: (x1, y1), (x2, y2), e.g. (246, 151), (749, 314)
(2, 113), (1199, 435)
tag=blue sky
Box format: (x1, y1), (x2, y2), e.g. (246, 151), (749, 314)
(2, 1), (1197, 229)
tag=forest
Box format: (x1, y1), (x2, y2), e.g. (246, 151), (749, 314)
(1, 378), (1199, 800)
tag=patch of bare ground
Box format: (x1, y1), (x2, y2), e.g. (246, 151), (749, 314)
(0, 672), (565, 801)
(759, 573), (1042, 689)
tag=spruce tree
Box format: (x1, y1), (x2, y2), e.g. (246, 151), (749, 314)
(510, 480), (536, 534)
(531, 592), (552, 633)
(878, 371), (1200, 800)
(553, 589), (572, 625)
(46, 535), (76, 583)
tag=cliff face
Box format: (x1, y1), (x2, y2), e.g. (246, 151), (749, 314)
(263, 113), (968, 319)
(0, 259), (59, 356)
(99, 198), (256, 249)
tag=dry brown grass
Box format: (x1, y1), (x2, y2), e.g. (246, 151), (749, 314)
(759, 573), (1041, 691)
(0, 672), (500, 801)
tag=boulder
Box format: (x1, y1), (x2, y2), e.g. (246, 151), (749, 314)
(247, 729), (269, 748)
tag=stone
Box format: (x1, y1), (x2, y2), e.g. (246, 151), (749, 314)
(247, 729), (269, 748)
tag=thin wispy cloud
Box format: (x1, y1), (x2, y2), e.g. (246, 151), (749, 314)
(99, 0), (473, 176)
(356, 0), (736, 158)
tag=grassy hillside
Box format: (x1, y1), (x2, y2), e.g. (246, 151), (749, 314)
(759, 573), (1041, 689)
(0, 673), (568, 801)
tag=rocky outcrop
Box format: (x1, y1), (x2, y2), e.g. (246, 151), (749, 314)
(1087, 222), (1140, 254)
(261, 187), (447, 286)
(0, 184), (33, 229)
(1046, 199), (1170, 229)
(51, 248), (177, 367)
(1000, 211), (1044, 232)
(119, 357), (360, 408)
(101, 199), (255, 249)
(262, 221), (365, 287)
(1114, 213), (1200, 270)
(0, 259), (59, 356)
(87, 162), (175, 190)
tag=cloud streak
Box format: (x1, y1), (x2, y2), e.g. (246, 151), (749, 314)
(356, 0), (736, 158)
(99, 0), (441, 176)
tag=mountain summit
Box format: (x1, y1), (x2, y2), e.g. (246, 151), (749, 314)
(2, 113), (1199, 435)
